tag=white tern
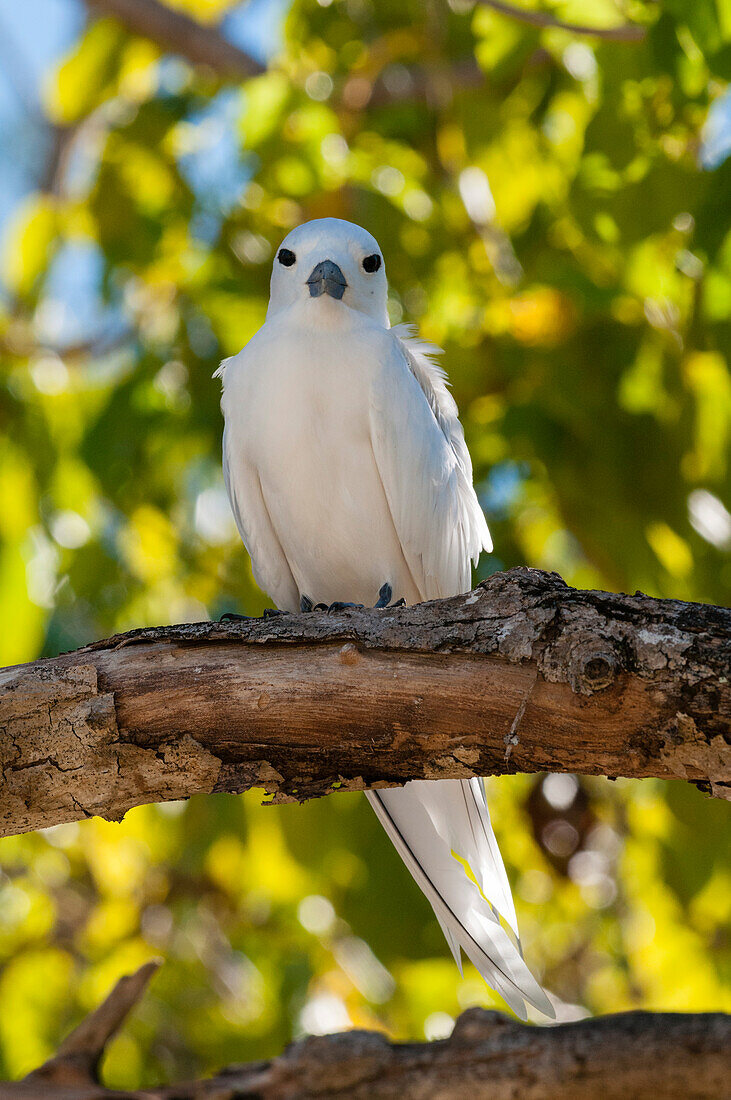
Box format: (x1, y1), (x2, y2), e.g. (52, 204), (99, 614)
(216, 217), (553, 1019)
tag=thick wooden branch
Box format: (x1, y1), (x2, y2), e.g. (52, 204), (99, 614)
(1, 963), (728, 1098)
(84, 0), (264, 79)
(0, 568), (728, 837)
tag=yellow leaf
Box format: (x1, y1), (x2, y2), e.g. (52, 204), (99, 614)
(646, 522), (694, 578)
(2, 194), (57, 299)
(241, 73), (291, 148)
(45, 18), (122, 124)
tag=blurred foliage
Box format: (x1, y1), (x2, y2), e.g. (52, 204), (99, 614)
(1, 0), (730, 1087)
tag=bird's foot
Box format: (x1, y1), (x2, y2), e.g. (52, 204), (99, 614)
(299, 584), (405, 614)
(299, 595), (364, 613)
(219, 608), (288, 622)
(374, 582), (406, 609)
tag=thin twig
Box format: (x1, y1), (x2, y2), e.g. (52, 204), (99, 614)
(476, 0), (646, 41)
(26, 961), (161, 1087)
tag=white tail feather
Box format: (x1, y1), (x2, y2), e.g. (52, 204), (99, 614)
(366, 781), (554, 1020)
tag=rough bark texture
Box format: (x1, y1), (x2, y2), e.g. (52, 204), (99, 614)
(1, 568), (729, 837)
(1, 963), (728, 1099)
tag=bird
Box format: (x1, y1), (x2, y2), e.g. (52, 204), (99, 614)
(216, 217), (553, 1020)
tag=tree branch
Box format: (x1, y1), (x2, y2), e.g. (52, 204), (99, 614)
(476, 0), (646, 42)
(0, 568), (728, 837)
(24, 961), (160, 1090)
(84, 0), (264, 79)
(1, 962), (728, 1098)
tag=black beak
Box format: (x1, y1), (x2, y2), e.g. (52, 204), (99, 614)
(306, 259), (347, 300)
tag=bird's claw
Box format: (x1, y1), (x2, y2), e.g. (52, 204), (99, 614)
(375, 583), (392, 608)
(299, 583), (405, 614)
(299, 595), (364, 613)
(219, 608), (289, 622)
(375, 582), (405, 609)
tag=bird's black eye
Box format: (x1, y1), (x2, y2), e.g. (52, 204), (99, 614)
(278, 248), (296, 267)
(363, 253), (381, 273)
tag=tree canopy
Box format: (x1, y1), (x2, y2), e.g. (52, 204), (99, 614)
(0, 0), (729, 1089)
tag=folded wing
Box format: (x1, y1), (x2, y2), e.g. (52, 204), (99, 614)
(369, 325), (491, 601)
(367, 328), (553, 1019)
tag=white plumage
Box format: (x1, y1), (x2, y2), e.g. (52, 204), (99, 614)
(217, 217), (553, 1019)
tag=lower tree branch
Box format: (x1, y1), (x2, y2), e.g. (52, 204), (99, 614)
(1, 963), (727, 1098)
(0, 569), (728, 838)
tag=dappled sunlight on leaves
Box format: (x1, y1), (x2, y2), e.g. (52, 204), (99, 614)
(0, 0), (729, 1085)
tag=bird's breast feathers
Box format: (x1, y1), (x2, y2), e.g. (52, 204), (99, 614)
(220, 315), (396, 458)
(218, 311), (489, 605)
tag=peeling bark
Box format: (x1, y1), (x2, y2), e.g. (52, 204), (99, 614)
(0, 568), (728, 837)
(1, 962), (728, 1099)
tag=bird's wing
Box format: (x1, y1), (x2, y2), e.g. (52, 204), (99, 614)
(217, 355), (300, 613)
(368, 328), (552, 1018)
(369, 325), (491, 602)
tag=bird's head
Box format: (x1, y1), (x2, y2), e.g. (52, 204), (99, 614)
(267, 218), (388, 325)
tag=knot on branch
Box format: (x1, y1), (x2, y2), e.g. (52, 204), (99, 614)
(451, 1007), (516, 1043)
(575, 648), (618, 693)
(540, 628), (621, 696)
